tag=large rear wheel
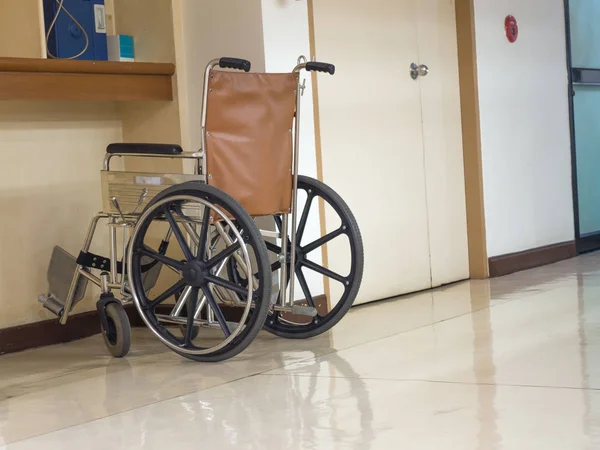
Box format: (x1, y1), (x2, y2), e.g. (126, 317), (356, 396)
(229, 176), (363, 339)
(128, 183), (271, 362)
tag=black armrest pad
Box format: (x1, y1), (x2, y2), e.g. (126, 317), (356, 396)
(106, 143), (183, 155)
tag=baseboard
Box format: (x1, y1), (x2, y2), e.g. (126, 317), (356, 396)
(577, 233), (600, 254)
(488, 241), (576, 278)
(0, 305), (142, 356)
(0, 295), (328, 356)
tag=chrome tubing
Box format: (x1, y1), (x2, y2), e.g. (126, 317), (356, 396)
(215, 222), (258, 288)
(171, 285), (192, 317)
(280, 214), (289, 306)
(109, 218), (118, 284)
(79, 268), (100, 288)
(60, 213), (107, 324)
(288, 72), (304, 306)
(120, 224), (129, 291)
(293, 54), (308, 73)
(103, 151), (205, 172)
(201, 59), (221, 177)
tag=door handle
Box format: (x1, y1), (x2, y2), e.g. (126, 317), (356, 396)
(410, 63), (429, 80)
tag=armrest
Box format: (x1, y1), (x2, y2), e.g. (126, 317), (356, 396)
(106, 143), (183, 155)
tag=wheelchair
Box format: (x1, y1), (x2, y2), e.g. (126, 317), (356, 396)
(38, 56), (364, 362)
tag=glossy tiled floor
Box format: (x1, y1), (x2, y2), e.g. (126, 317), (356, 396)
(3, 254), (600, 449)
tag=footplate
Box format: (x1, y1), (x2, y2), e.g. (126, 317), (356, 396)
(273, 304), (318, 317)
(140, 255), (162, 292)
(290, 305), (318, 317)
(40, 246), (88, 317)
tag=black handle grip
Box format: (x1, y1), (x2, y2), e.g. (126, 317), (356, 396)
(219, 57), (251, 72)
(306, 61), (335, 75)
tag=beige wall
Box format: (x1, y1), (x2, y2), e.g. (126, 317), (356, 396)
(0, 102), (122, 328)
(474, 0), (574, 257)
(0, 1), (183, 329)
(178, 0), (266, 153)
(0, 1), (119, 328)
(116, 0), (183, 174)
(0, 0), (314, 328)
(0, 0), (45, 58)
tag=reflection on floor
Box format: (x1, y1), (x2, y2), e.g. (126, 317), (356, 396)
(2, 254), (600, 449)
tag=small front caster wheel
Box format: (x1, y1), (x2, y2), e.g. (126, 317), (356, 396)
(101, 302), (132, 358)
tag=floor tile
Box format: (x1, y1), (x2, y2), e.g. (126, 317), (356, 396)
(5, 374), (600, 450)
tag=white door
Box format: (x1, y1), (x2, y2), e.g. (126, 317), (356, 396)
(417, 0), (470, 287)
(312, 0), (469, 304)
(312, 0), (434, 304)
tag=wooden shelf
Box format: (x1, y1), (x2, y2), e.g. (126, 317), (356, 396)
(0, 57), (175, 101)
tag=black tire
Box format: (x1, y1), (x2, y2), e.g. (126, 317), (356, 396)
(101, 302), (132, 358)
(172, 294), (201, 340)
(129, 182), (271, 362)
(178, 324), (200, 341)
(231, 176), (364, 339)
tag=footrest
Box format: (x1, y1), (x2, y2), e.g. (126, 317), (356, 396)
(290, 305), (318, 317)
(47, 246), (88, 309)
(38, 294), (64, 318)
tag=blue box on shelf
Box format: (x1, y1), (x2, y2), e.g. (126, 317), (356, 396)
(43, 0), (108, 61)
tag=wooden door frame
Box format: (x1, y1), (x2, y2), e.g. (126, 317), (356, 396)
(306, 0), (489, 279)
(455, 0), (489, 278)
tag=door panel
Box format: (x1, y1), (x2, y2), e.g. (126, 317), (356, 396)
(570, 0), (600, 69)
(416, 0), (469, 286)
(569, 1), (600, 245)
(573, 86), (600, 236)
(312, 0), (433, 304)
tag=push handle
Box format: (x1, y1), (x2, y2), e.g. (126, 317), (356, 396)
(219, 57), (251, 72)
(306, 61), (335, 75)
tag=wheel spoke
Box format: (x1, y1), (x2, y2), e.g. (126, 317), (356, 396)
(274, 215), (283, 233)
(205, 242), (242, 269)
(197, 206), (211, 260)
(139, 247), (185, 271)
(303, 227), (346, 254)
(173, 205), (200, 247)
(184, 287), (199, 344)
(296, 194), (314, 244)
(296, 267), (315, 308)
(271, 260), (281, 272)
(206, 274), (253, 298)
(149, 279), (187, 308)
(164, 206), (194, 261)
(302, 259), (348, 285)
(202, 286), (231, 338)
(265, 241), (281, 254)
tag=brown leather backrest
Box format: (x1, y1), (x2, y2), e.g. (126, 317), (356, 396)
(205, 71), (298, 217)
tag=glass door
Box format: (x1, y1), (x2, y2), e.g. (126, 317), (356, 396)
(567, 1), (600, 252)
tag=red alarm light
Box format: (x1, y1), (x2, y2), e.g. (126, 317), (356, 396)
(505, 15), (518, 43)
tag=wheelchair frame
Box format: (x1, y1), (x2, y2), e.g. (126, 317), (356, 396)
(39, 51), (363, 361)
(39, 56), (322, 343)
